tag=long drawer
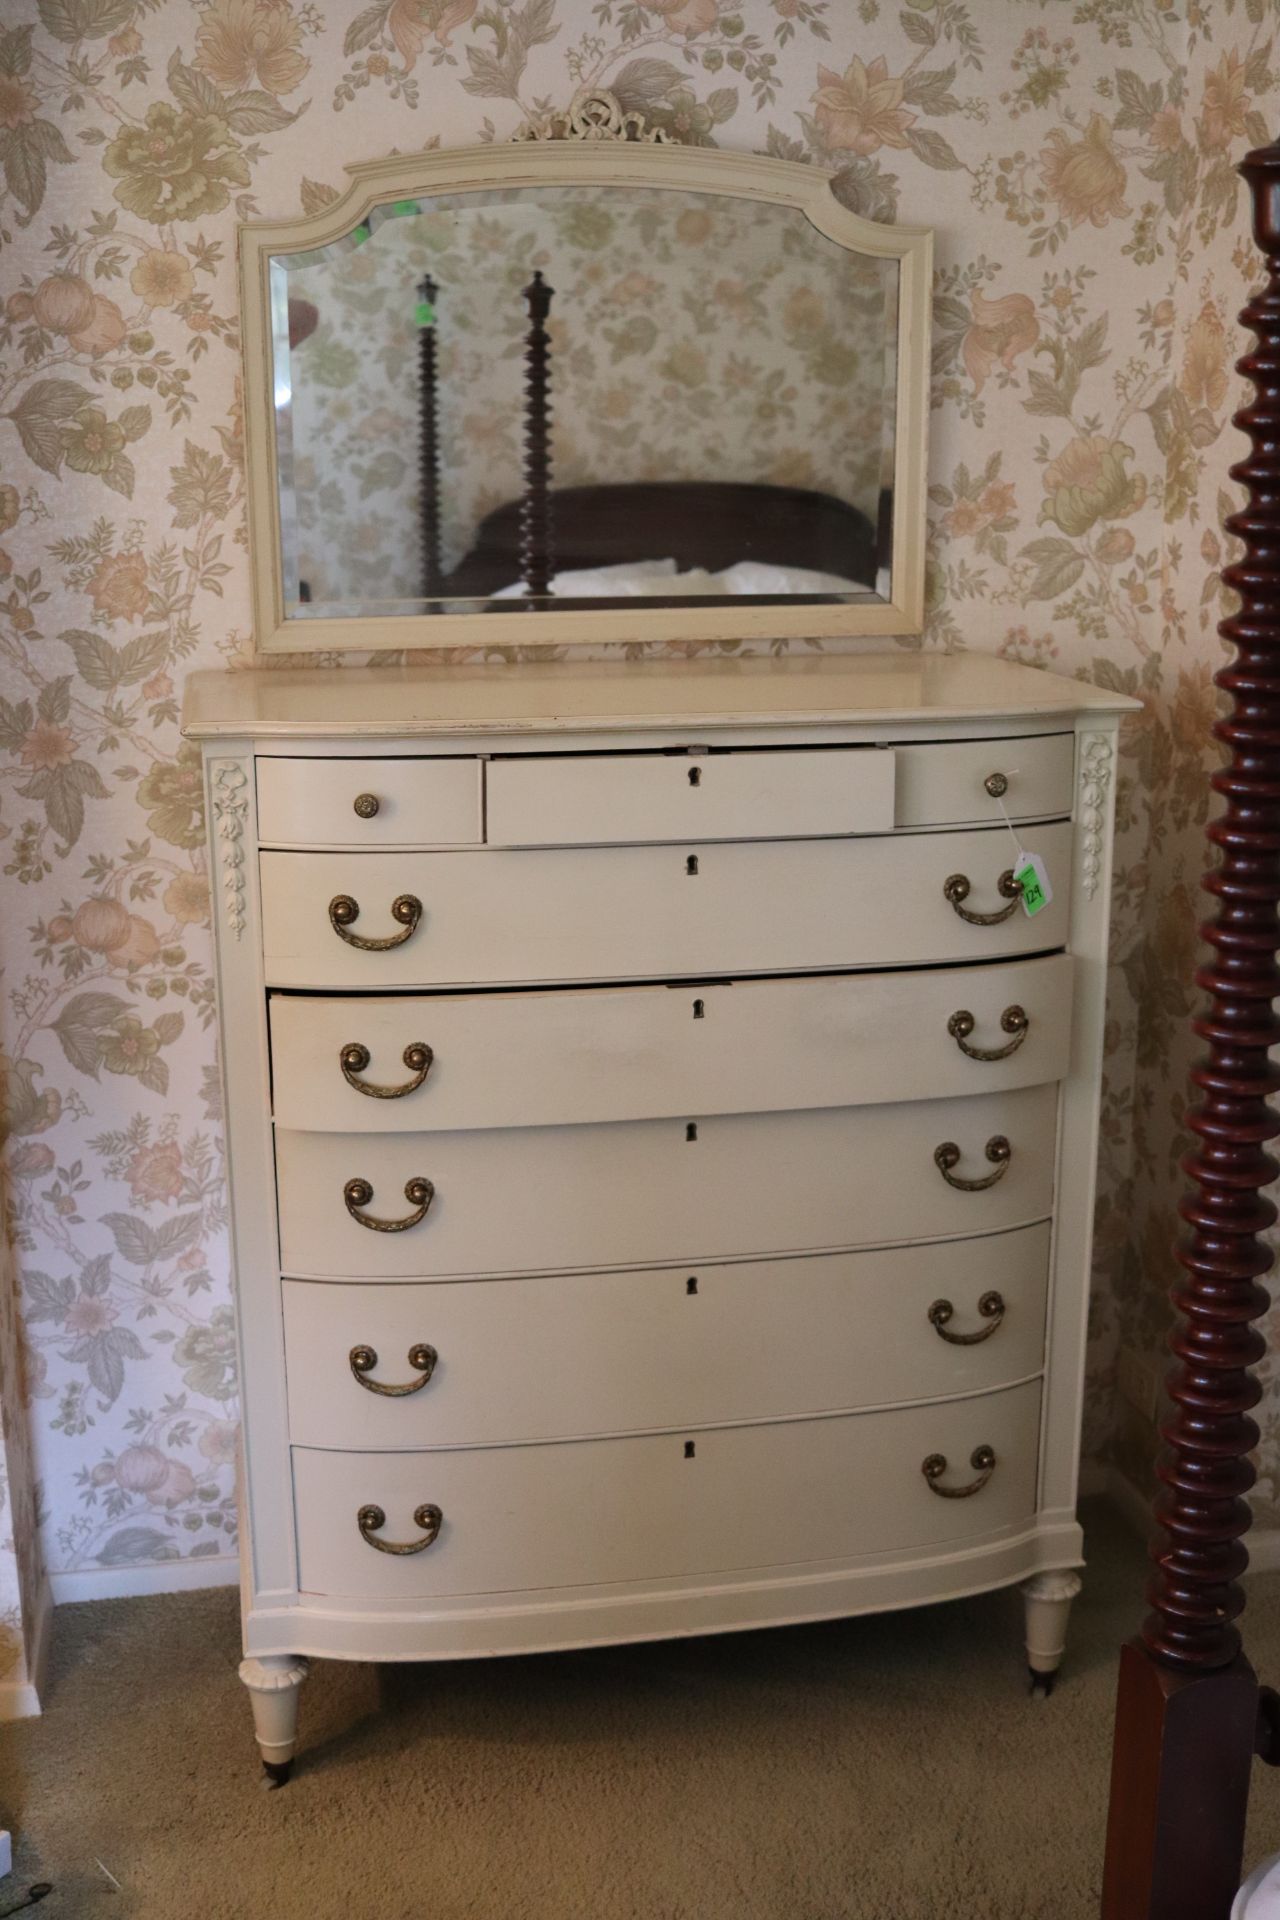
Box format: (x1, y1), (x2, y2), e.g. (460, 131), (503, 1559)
(292, 1380), (1042, 1599)
(282, 1224), (1050, 1449)
(259, 822), (1073, 989)
(269, 955), (1073, 1133)
(275, 1085), (1057, 1279)
(485, 746), (896, 845)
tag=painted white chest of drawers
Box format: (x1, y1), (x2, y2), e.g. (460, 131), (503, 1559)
(182, 650), (1136, 1781)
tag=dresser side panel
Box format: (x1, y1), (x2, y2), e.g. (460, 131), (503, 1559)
(1039, 716), (1122, 1517)
(204, 741), (297, 1607)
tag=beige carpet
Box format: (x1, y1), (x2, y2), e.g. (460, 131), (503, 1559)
(6, 1504), (1280, 1920)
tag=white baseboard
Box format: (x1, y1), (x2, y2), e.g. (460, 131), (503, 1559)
(50, 1554), (240, 1606)
(0, 1575), (52, 1721)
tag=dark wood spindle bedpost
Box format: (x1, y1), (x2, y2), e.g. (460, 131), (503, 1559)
(417, 273), (442, 603)
(520, 269), (554, 599)
(1101, 137), (1280, 1920)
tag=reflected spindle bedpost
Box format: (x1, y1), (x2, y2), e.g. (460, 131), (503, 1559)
(417, 274), (442, 603)
(520, 269), (554, 599)
(1101, 137), (1280, 1920)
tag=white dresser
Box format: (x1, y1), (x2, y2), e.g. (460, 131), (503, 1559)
(183, 650), (1135, 1781)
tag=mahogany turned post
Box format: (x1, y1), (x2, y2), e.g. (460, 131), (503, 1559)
(1101, 138), (1280, 1920)
(417, 274), (442, 603)
(520, 269), (554, 599)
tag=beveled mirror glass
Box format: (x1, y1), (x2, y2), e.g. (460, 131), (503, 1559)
(240, 100), (931, 652)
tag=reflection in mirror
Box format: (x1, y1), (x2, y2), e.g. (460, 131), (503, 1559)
(271, 186), (899, 619)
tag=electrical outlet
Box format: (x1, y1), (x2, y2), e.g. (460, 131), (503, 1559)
(1117, 1348), (1160, 1423)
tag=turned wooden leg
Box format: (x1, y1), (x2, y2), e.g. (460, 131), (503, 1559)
(1020, 1568), (1081, 1694)
(239, 1654), (309, 1786)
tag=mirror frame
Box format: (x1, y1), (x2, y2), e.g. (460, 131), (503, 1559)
(240, 120), (932, 654)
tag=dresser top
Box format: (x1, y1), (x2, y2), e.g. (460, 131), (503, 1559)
(182, 651), (1138, 741)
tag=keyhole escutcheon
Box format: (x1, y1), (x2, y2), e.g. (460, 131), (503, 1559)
(686, 855), (699, 876)
(688, 766), (702, 787)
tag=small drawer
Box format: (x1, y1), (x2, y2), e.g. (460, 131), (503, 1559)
(256, 756), (481, 848)
(268, 955), (1074, 1134)
(291, 1380), (1042, 1599)
(274, 1084), (1057, 1279)
(282, 1224), (1050, 1449)
(485, 746), (895, 847)
(259, 822), (1073, 990)
(894, 735), (1075, 828)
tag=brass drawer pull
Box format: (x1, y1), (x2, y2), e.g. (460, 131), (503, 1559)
(934, 1135), (1011, 1191)
(943, 870), (1022, 925)
(353, 793), (380, 818)
(328, 893), (422, 949)
(922, 1445), (996, 1499)
(340, 1041), (434, 1099)
(947, 1005), (1028, 1062)
(357, 1501), (442, 1554)
(344, 1176), (434, 1232)
(349, 1343), (438, 1395)
(928, 1291), (1006, 1345)
(984, 772), (1008, 798)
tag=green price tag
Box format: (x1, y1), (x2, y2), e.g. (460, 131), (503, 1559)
(415, 300), (436, 327)
(392, 199), (419, 217)
(351, 223), (370, 247)
(1014, 851), (1052, 918)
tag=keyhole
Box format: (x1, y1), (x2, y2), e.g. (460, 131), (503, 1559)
(685, 1122), (698, 1142)
(686, 1276), (698, 1295)
(684, 1441), (696, 1459)
(686, 855), (699, 876)
(692, 999), (705, 1019)
(688, 766), (702, 787)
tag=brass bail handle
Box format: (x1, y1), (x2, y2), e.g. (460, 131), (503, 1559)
(340, 1041), (434, 1099)
(344, 1176), (434, 1232)
(922, 1446), (997, 1499)
(943, 870), (1023, 926)
(947, 1006), (1029, 1062)
(329, 893), (422, 950)
(357, 1502), (443, 1554)
(349, 1343), (438, 1395)
(928, 1292), (1006, 1345)
(934, 1136), (1011, 1191)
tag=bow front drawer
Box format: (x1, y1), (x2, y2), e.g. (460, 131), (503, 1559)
(282, 1223), (1050, 1449)
(259, 822), (1072, 989)
(268, 955), (1074, 1133)
(257, 755), (482, 848)
(291, 1380), (1042, 1600)
(275, 1084), (1056, 1278)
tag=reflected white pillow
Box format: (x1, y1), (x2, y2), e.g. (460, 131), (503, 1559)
(490, 556), (863, 598)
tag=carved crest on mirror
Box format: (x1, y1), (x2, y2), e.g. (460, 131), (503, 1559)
(238, 114), (932, 654)
(513, 88), (675, 146)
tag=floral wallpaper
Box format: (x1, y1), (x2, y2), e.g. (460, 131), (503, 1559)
(282, 187), (893, 606)
(0, 0), (1274, 1604)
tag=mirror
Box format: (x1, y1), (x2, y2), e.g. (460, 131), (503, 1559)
(241, 110), (931, 651)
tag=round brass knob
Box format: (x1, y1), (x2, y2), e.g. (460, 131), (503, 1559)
(353, 793), (380, 818)
(984, 772), (1008, 799)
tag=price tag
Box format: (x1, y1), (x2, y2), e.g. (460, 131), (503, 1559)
(415, 299), (436, 328)
(1014, 851), (1052, 918)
